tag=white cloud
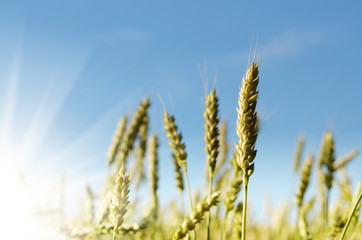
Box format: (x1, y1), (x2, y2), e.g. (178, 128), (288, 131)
(260, 29), (325, 60)
(222, 29), (325, 64)
(102, 29), (150, 44)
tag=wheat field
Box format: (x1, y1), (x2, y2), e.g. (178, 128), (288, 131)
(59, 59), (362, 240)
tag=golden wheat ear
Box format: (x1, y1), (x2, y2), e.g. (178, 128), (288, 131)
(203, 88), (220, 240)
(293, 136), (305, 173)
(134, 112), (149, 189)
(107, 114), (128, 166)
(214, 120), (229, 175)
(148, 133), (159, 219)
(235, 61), (259, 184)
(235, 61), (260, 240)
(163, 111), (187, 170)
(295, 155), (314, 208)
(115, 97), (150, 170)
(109, 163), (130, 240)
(172, 153), (184, 193)
(204, 88), (220, 178)
(163, 110), (193, 211)
(318, 130), (336, 226)
(171, 191), (221, 240)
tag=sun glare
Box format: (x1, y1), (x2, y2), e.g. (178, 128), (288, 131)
(0, 144), (70, 240)
(0, 44), (82, 240)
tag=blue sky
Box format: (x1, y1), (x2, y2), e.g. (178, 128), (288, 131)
(0, 1), (361, 223)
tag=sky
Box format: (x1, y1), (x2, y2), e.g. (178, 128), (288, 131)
(0, 1), (361, 237)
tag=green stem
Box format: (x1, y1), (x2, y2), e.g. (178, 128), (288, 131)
(182, 167), (196, 239)
(207, 172), (213, 240)
(325, 188), (330, 227)
(182, 167), (193, 210)
(296, 207), (300, 239)
(220, 209), (229, 240)
(241, 183), (248, 240)
(339, 190), (362, 240)
(113, 228), (117, 240)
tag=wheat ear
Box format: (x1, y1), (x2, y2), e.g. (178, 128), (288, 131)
(135, 113), (149, 189)
(86, 184), (95, 225)
(204, 88), (220, 240)
(221, 168), (243, 240)
(295, 155), (314, 208)
(148, 133), (159, 219)
(109, 163), (130, 240)
(204, 88), (220, 178)
(115, 97), (150, 170)
(164, 111), (187, 169)
(294, 155), (313, 238)
(107, 115), (128, 166)
(233, 202), (243, 239)
(215, 120), (229, 174)
(164, 111), (193, 210)
(293, 136), (305, 173)
(235, 61), (260, 240)
(319, 130), (335, 225)
(334, 149), (359, 170)
(224, 169), (243, 213)
(172, 153), (184, 193)
(172, 191), (221, 240)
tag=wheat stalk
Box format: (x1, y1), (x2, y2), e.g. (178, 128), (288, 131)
(339, 182), (362, 240)
(235, 61), (260, 240)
